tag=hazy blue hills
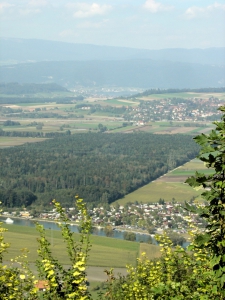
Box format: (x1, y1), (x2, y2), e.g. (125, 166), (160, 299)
(0, 60), (224, 89)
(0, 82), (69, 94)
(0, 38), (224, 89)
(1, 38), (225, 65)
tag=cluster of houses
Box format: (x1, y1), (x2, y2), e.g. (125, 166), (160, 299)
(2, 200), (205, 235)
(124, 96), (222, 123)
(88, 201), (205, 234)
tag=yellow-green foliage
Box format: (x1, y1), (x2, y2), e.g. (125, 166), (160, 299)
(0, 198), (92, 299)
(0, 201), (224, 299)
(102, 233), (223, 299)
(0, 213), (38, 299)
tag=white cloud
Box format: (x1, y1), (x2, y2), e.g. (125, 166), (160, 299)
(76, 19), (108, 29)
(0, 2), (14, 14)
(59, 29), (79, 38)
(18, 0), (49, 16)
(19, 8), (41, 15)
(66, 2), (112, 18)
(143, 0), (173, 13)
(184, 2), (225, 19)
(28, 0), (48, 7)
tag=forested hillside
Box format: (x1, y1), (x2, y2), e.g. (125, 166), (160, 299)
(0, 133), (199, 208)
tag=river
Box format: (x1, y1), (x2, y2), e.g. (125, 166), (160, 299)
(0, 216), (153, 243)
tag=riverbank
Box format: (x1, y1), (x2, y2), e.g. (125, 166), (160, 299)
(0, 215), (152, 243)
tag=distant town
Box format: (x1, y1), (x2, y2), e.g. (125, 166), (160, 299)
(79, 95), (223, 125)
(2, 199), (205, 237)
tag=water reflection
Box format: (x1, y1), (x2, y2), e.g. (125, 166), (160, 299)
(0, 217), (152, 243)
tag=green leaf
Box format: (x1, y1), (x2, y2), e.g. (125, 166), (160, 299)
(220, 274), (225, 287)
(187, 244), (194, 251)
(186, 171), (209, 188)
(195, 233), (211, 246)
(184, 202), (197, 213)
(210, 255), (221, 268)
(194, 134), (209, 146)
(212, 285), (217, 294)
(220, 211), (225, 216)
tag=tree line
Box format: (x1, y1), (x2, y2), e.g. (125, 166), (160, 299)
(131, 87), (225, 98)
(0, 128), (71, 138)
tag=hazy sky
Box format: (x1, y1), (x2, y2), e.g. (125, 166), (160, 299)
(0, 0), (225, 49)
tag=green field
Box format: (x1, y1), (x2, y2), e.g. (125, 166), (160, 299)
(3, 224), (139, 268)
(117, 159), (207, 205)
(168, 168), (213, 177)
(2, 222), (161, 295)
(118, 181), (201, 204)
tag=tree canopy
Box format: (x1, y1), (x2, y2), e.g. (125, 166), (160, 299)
(0, 132), (198, 208)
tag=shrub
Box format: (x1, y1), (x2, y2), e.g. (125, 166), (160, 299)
(0, 197), (92, 300)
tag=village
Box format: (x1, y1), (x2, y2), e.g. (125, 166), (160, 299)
(1, 198), (205, 238)
(77, 94), (223, 126)
(124, 95), (222, 123)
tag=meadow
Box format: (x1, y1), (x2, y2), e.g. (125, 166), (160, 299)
(117, 158), (208, 205)
(2, 220), (161, 298)
(3, 224), (140, 268)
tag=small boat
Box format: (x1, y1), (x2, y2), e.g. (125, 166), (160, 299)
(5, 218), (14, 224)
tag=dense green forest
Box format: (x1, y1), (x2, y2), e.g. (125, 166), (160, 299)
(0, 133), (199, 208)
(131, 87), (225, 98)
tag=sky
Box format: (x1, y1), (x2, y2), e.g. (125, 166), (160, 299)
(0, 0), (225, 49)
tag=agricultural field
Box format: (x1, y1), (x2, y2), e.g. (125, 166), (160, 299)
(1, 89), (223, 148)
(136, 92), (225, 101)
(103, 98), (138, 106)
(0, 136), (47, 148)
(3, 224), (139, 268)
(2, 223), (142, 299)
(2, 221), (161, 296)
(117, 158), (210, 205)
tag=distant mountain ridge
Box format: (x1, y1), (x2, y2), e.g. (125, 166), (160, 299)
(0, 60), (224, 89)
(1, 38), (225, 65)
(0, 38), (224, 89)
